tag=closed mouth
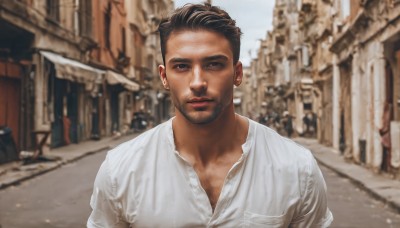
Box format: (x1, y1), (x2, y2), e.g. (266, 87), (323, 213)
(188, 98), (213, 103)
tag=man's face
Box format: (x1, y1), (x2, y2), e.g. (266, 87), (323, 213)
(159, 29), (243, 125)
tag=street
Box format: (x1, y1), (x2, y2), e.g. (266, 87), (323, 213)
(0, 147), (400, 227)
(0, 150), (105, 228)
(322, 165), (400, 227)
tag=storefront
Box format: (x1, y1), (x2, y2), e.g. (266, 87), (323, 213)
(105, 70), (140, 134)
(0, 18), (35, 156)
(0, 61), (22, 150)
(39, 51), (104, 147)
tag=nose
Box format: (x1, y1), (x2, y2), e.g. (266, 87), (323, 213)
(189, 65), (207, 94)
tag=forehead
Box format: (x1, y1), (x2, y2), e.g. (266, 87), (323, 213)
(165, 29), (233, 62)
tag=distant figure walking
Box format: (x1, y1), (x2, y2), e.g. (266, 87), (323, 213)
(283, 111), (294, 138)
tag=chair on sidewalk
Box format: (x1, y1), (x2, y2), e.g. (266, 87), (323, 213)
(20, 130), (60, 164)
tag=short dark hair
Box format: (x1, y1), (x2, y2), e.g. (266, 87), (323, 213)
(158, 3), (242, 64)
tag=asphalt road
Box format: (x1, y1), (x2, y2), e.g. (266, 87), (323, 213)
(322, 164), (400, 227)
(0, 150), (106, 228)
(0, 149), (400, 227)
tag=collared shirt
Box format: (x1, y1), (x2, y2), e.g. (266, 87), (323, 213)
(88, 118), (333, 227)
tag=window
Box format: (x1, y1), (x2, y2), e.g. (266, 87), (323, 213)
(130, 25), (144, 67)
(304, 103), (312, 110)
(147, 55), (154, 70)
(46, 0), (60, 22)
(121, 27), (126, 54)
(79, 0), (92, 37)
(104, 3), (111, 48)
(302, 45), (309, 67)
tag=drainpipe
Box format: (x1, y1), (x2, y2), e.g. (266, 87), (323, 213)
(332, 55), (340, 152)
(351, 51), (361, 163)
(372, 46), (386, 170)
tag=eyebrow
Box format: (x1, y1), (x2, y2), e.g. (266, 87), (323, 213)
(168, 58), (191, 64)
(203, 55), (229, 62)
(168, 55), (229, 64)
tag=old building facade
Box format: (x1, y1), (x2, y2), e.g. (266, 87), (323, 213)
(125, 0), (174, 125)
(0, 0), (173, 162)
(248, 0), (400, 176)
(330, 0), (400, 174)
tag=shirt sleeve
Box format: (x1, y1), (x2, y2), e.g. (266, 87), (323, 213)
(87, 155), (129, 228)
(291, 156), (333, 227)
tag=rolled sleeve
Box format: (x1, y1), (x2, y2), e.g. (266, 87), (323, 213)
(87, 155), (128, 228)
(291, 157), (333, 227)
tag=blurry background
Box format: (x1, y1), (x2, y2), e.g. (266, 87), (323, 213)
(0, 0), (400, 227)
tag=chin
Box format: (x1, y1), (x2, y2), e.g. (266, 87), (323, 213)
(184, 112), (219, 125)
(176, 103), (225, 125)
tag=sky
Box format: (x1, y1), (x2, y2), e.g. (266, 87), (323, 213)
(173, 0), (275, 66)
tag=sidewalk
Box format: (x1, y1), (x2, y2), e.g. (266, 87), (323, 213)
(0, 133), (138, 190)
(293, 137), (400, 213)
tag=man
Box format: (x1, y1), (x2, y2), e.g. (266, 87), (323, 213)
(282, 111), (294, 138)
(87, 3), (333, 227)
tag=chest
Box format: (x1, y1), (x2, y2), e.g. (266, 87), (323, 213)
(122, 152), (302, 227)
(195, 162), (233, 210)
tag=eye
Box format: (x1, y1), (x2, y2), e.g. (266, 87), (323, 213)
(205, 62), (225, 70)
(173, 64), (189, 71)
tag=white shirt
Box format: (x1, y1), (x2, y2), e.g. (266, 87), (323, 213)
(88, 118), (333, 227)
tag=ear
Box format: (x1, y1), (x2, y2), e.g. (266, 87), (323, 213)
(159, 65), (170, 90)
(233, 61), (243, 86)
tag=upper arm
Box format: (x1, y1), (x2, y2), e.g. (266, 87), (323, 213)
(291, 157), (333, 227)
(87, 155), (129, 228)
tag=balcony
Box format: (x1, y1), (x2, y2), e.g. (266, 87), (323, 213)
(274, 8), (286, 29)
(300, 0), (315, 12)
(287, 49), (297, 60)
(274, 28), (286, 44)
(276, 16), (286, 29)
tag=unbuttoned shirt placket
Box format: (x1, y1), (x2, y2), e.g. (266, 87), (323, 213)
(174, 150), (248, 227)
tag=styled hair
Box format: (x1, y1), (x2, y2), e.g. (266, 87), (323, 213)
(158, 3), (242, 64)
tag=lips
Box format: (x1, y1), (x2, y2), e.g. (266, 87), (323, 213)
(188, 97), (213, 109)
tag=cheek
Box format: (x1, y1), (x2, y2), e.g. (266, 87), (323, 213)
(218, 78), (234, 93)
(168, 84), (185, 101)
(169, 82), (184, 92)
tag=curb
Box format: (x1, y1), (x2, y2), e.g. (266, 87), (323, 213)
(0, 132), (139, 191)
(0, 145), (111, 190)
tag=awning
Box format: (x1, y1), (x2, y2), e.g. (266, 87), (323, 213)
(40, 51), (104, 91)
(301, 78), (313, 84)
(106, 70), (140, 92)
(233, 98), (241, 105)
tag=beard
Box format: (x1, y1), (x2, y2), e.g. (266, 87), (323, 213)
(175, 103), (223, 125)
(174, 100), (225, 125)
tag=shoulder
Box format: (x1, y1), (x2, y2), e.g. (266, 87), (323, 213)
(105, 121), (172, 176)
(250, 120), (314, 169)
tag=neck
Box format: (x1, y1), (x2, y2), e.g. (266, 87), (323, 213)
(172, 106), (247, 164)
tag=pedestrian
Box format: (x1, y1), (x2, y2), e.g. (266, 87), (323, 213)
(303, 111), (311, 136)
(87, 3), (333, 227)
(379, 101), (392, 171)
(283, 111), (294, 138)
(258, 112), (267, 125)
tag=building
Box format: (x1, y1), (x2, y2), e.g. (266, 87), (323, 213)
(0, 0), (105, 154)
(297, 0), (335, 142)
(330, 0), (400, 174)
(0, 0), (172, 163)
(248, 0), (400, 177)
(125, 0), (174, 125)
